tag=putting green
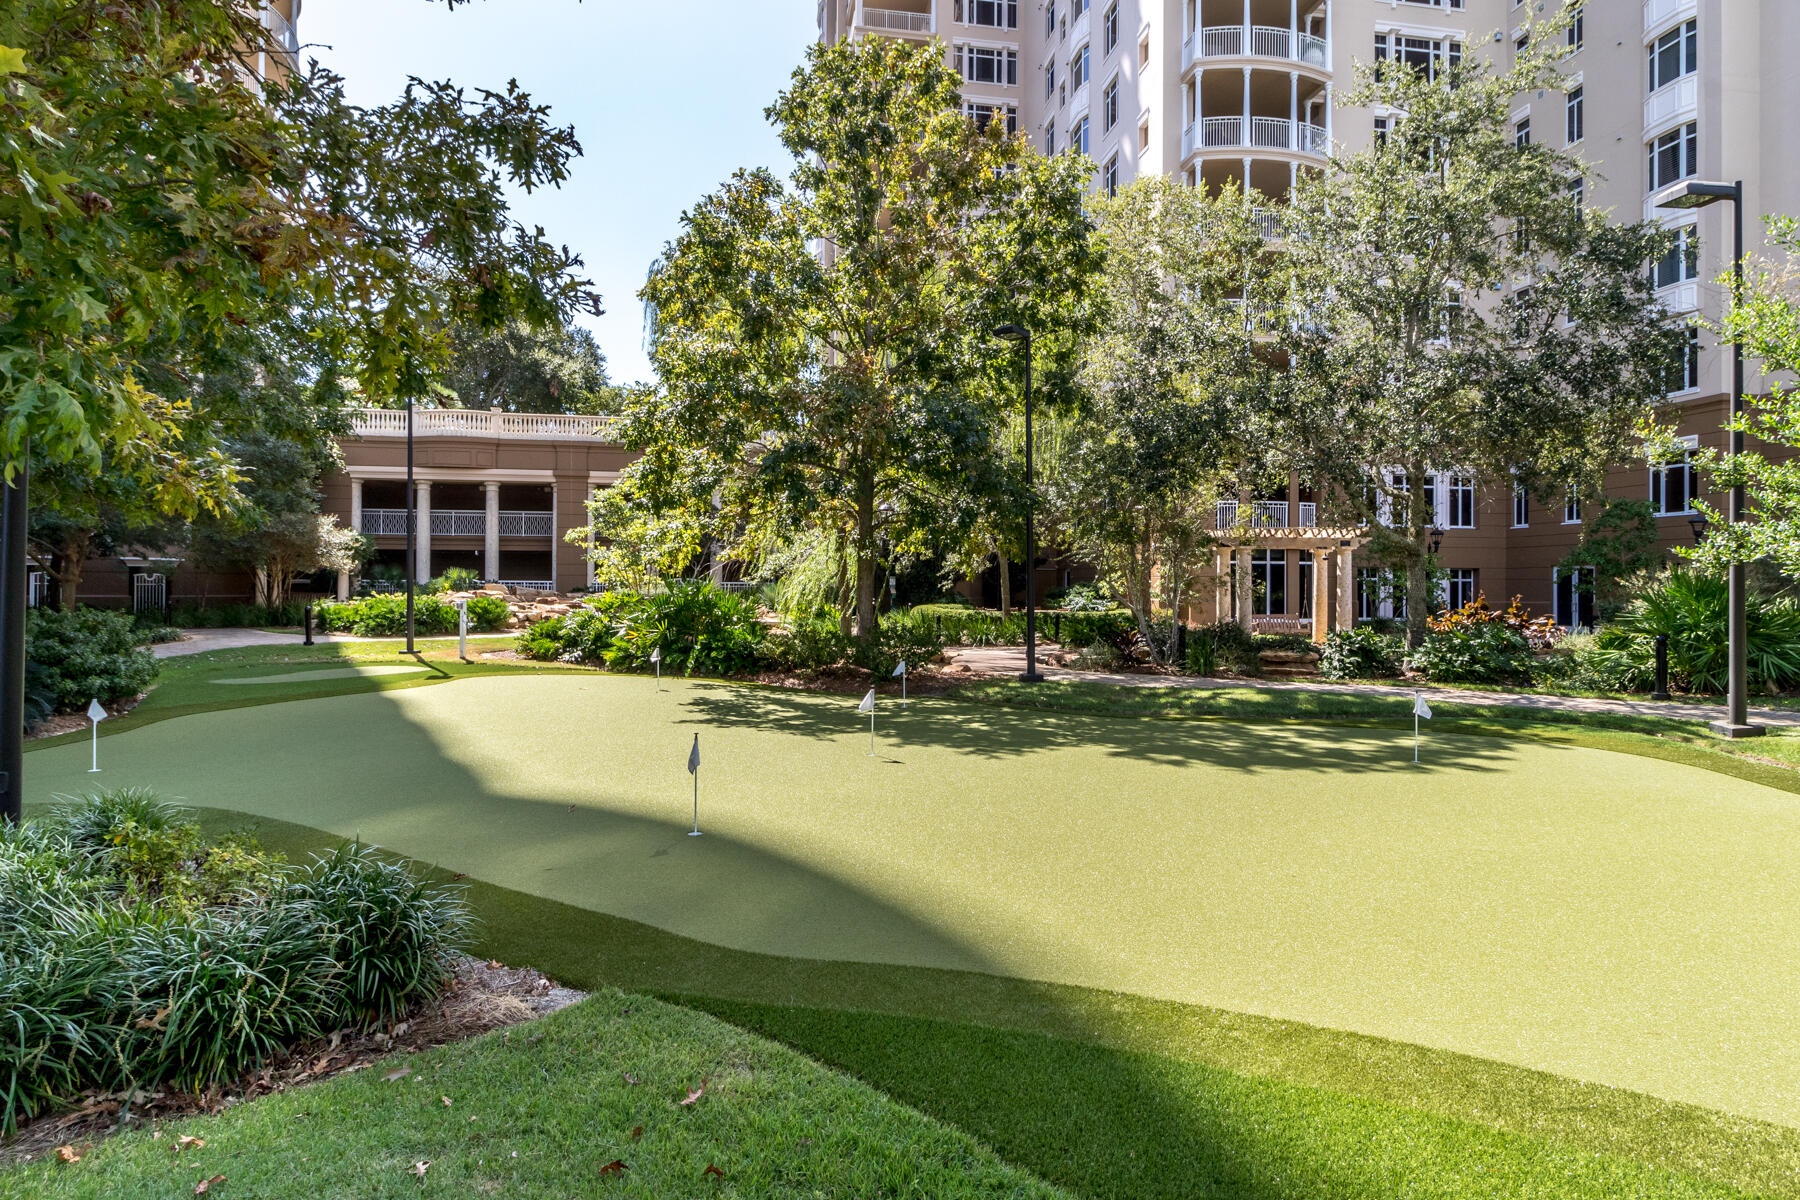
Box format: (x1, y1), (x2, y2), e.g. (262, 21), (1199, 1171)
(214, 665), (431, 685)
(24, 674), (1800, 1127)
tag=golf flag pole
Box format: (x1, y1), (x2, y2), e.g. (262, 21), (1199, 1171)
(86, 698), (106, 773)
(651, 644), (661, 690)
(686, 733), (701, 836)
(1412, 691), (1433, 764)
(858, 687), (876, 756)
(455, 598), (469, 662)
(893, 659), (907, 708)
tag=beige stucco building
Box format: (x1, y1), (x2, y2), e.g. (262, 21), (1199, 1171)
(823, 0), (1800, 630)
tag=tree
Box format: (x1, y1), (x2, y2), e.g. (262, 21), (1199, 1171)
(1278, 6), (1685, 646)
(1050, 177), (1286, 661)
(435, 317), (619, 414)
(1677, 214), (1800, 576)
(613, 37), (1098, 643)
(1557, 498), (1664, 619)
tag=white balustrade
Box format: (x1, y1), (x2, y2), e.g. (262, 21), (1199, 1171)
(1189, 26), (1329, 67)
(360, 509), (410, 536)
(262, 3), (298, 55)
(1187, 116), (1326, 157)
(1216, 501), (1290, 529)
(361, 508), (555, 537)
(496, 510), (555, 538)
(1299, 502), (1318, 527)
(347, 407), (621, 442)
(495, 580), (555, 592)
(857, 5), (932, 33)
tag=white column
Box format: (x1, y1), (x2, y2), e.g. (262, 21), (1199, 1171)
(1242, 0), (1250, 46)
(1325, 82), (1334, 145)
(483, 482), (501, 583)
(585, 488), (597, 590)
(1290, 71), (1298, 125)
(349, 476), (364, 538)
(1290, 0), (1298, 46)
(1336, 545), (1356, 630)
(1235, 547), (1254, 632)
(1323, 0), (1332, 61)
(549, 481), (561, 592)
(414, 481), (433, 583)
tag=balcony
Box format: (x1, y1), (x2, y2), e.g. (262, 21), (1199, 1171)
(1654, 281), (1700, 314)
(1183, 116), (1328, 158)
(1184, 26), (1328, 70)
(853, 3), (933, 36)
(262, 3), (298, 60)
(1643, 74), (1697, 136)
(348, 407), (620, 443)
(1216, 501), (1319, 529)
(359, 510), (556, 538)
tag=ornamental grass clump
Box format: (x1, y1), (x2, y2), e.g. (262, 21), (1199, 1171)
(0, 790), (471, 1135)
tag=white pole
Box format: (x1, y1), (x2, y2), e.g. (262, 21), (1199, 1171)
(901, 663), (908, 708)
(89, 721), (100, 773)
(868, 709), (876, 757)
(1413, 692), (1421, 765)
(457, 599), (468, 661)
(691, 770), (700, 836)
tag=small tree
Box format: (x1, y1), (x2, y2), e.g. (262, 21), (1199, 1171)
(1557, 498), (1664, 618)
(1279, 4), (1685, 646)
(615, 37), (1098, 647)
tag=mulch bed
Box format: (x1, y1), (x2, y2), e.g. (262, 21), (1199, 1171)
(4, 957), (585, 1167)
(25, 694), (145, 743)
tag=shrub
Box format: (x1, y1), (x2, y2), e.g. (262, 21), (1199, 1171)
(1059, 609), (1137, 650)
(462, 593), (512, 631)
(856, 608), (948, 678)
(760, 615), (852, 672)
(1589, 569), (1800, 693)
(1183, 630), (1217, 676)
(316, 592), (456, 636)
(25, 607), (158, 710)
(1056, 583), (1114, 613)
(518, 583), (765, 676)
(1191, 621), (1261, 676)
(909, 604), (1028, 647)
(428, 567), (481, 593)
(1319, 626), (1404, 680)
(1428, 594), (1562, 652)
(1408, 622), (1536, 686)
(1253, 633), (1317, 654)
(1531, 633), (1637, 692)
(1070, 641), (1125, 671)
(282, 843), (470, 1026)
(166, 601), (309, 628)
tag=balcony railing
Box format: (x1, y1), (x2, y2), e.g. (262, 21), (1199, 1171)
(1186, 25), (1328, 67)
(1215, 501), (1319, 530)
(856, 5), (933, 34)
(262, 3), (298, 57)
(348, 407), (621, 442)
(1183, 116), (1327, 158)
(360, 509), (556, 538)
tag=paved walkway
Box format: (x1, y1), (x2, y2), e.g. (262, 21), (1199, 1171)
(944, 645), (1800, 728)
(152, 629), (515, 659)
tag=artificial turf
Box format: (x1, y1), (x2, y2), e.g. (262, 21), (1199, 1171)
(4, 991), (1070, 1200)
(22, 672), (1800, 1131)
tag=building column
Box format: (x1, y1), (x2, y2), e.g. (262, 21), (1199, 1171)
(1336, 544), (1356, 629)
(549, 480), (561, 592)
(414, 480), (432, 584)
(1241, 65), (1250, 148)
(349, 476), (364, 538)
(1234, 547), (1254, 632)
(483, 481), (501, 583)
(1312, 547), (1332, 642)
(585, 488), (597, 591)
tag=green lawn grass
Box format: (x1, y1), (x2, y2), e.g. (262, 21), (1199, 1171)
(5, 991), (1069, 1200)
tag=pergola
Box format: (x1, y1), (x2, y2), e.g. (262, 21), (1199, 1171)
(1206, 526), (1372, 642)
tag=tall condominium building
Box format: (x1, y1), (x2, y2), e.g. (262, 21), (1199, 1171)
(820, 0), (1800, 630)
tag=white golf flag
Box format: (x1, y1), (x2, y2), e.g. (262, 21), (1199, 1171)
(650, 646), (662, 664)
(86, 699), (108, 723)
(892, 661), (906, 678)
(1413, 694), (1433, 720)
(857, 688), (876, 714)
(687, 734), (700, 775)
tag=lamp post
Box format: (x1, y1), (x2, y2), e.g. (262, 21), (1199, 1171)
(404, 396), (416, 654)
(0, 447), (26, 825)
(1655, 179), (1760, 737)
(993, 324), (1043, 683)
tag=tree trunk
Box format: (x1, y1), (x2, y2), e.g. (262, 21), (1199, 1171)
(33, 529), (91, 610)
(997, 548), (1012, 614)
(834, 532), (853, 638)
(1404, 460), (1431, 649)
(853, 468), (878, 645)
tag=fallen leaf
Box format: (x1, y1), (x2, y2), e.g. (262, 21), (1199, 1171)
(382, 1067), (412, 1083)
(567, 805), (575, 813)
(410, 1160), (431, 1179)
(54, 1145), (81, 1164)
(152, 1132), (163, 1140)
(678, 1078), (708, 1107)
(451, 872), (468, 880)
(440, 1095), (453, 1107)
(629, 1125), (643, 1142)
(598, 1159), (629, 1177)
(704, 1163), (726, 1179)
(175, 1135), (206, 1153)
(486, 960), (504, 969)
(621, 1072), (639, 1086)
(194, 1175), (226, 1195)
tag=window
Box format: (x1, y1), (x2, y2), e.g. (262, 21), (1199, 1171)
(964, 102), (1019, 135)
(958, 45), (1018, 86)
(1399, 0), (1463, 7)
(955, 0), (1018, 29)
(1512, 483), (1530, 528)
(1045, 62), (1055, 98)
(1373, 115), (1389, 147)
(1565, 86), (1583, 144)
(1569, 174), (1585, 213)
(1647, 122), (1697, 192)
(1103, 2), (1118, 54)
(1443, 568), (1478, 612)
(1515, 117), (1531, 149)
(1139, 35), (1150, 68)
(1375, 34), (1462, 82)
(1667, 326), (1701, 393)
(1138, 118), (1150, 153)
(1563, 489), (1582, 525)
(1445, 475), (1476, 529)
(1568, 5), (1583, 49)
(1555, 566), (1596, 629)
(1297, 551), (1315, 619)
(1653, 224), (1700, 289)
(1648, 19), (1698, 92)
(1072, 43), (1090, 88)
(1045, 120), (1055, 153)
(1515, 32), (1529, 57)
(1651, 447), (1695, 515)
(1101, 76), (1118, 130)
(1045, 0), (1055, 36)
(1071, 0), (1086, 15)
(1103, 153), (1119, 196)
(1072, 116), (1089, 156)
(1252, 550), (1287, 616)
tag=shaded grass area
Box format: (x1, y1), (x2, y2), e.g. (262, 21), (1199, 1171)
(959, 679), (1800, 794)
(142, 808), (1800, 1200)
(5, 991), (1068, 1200)
(30, 639), (590, 750)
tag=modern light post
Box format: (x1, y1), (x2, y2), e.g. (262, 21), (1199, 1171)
(993, 324), (1043, 683)
(404, 396), (416, 654)
(0, 447), (26, 825)
(1654, 178), (1760, 737)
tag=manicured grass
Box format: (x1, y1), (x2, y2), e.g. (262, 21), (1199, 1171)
(24, 674), (1800, 1127)
(4, 991), (1069, 1200)
(132, 809), (1800, 1200)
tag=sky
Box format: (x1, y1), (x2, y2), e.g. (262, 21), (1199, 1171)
(301, 0), (819, 387)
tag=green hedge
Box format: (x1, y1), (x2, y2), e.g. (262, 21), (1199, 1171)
(316, 593), (511, 637)
(25, 607), (158, 712)
(905, 605), (1135, 650)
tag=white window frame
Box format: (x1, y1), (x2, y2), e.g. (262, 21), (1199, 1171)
(955, 0), (1020, 30)
(1511, 482), (1529, 528)
(1650, 435), (1700, 516)
(1653, 222), (1700, 290)
(1565, 86), (1583, 145)
(1103, 2), (1119, 55)
(1443, 568), (1478, 612)
(1563, 489), (1582, 525)
(1444, 474), (1476, 529)
(1101, 74), (1119, 130)
(1103, 151), (1119, 197)
(1071, 42), (1090, 89)
(1648, 19), (1698, 94)
(1648, 122), (1698, 193)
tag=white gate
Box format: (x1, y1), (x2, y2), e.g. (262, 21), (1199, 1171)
(132, 572), (167, 618)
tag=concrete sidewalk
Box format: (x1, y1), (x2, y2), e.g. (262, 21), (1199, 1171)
(152, 629), (515, 659)
(944, 644), (1800, 729)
